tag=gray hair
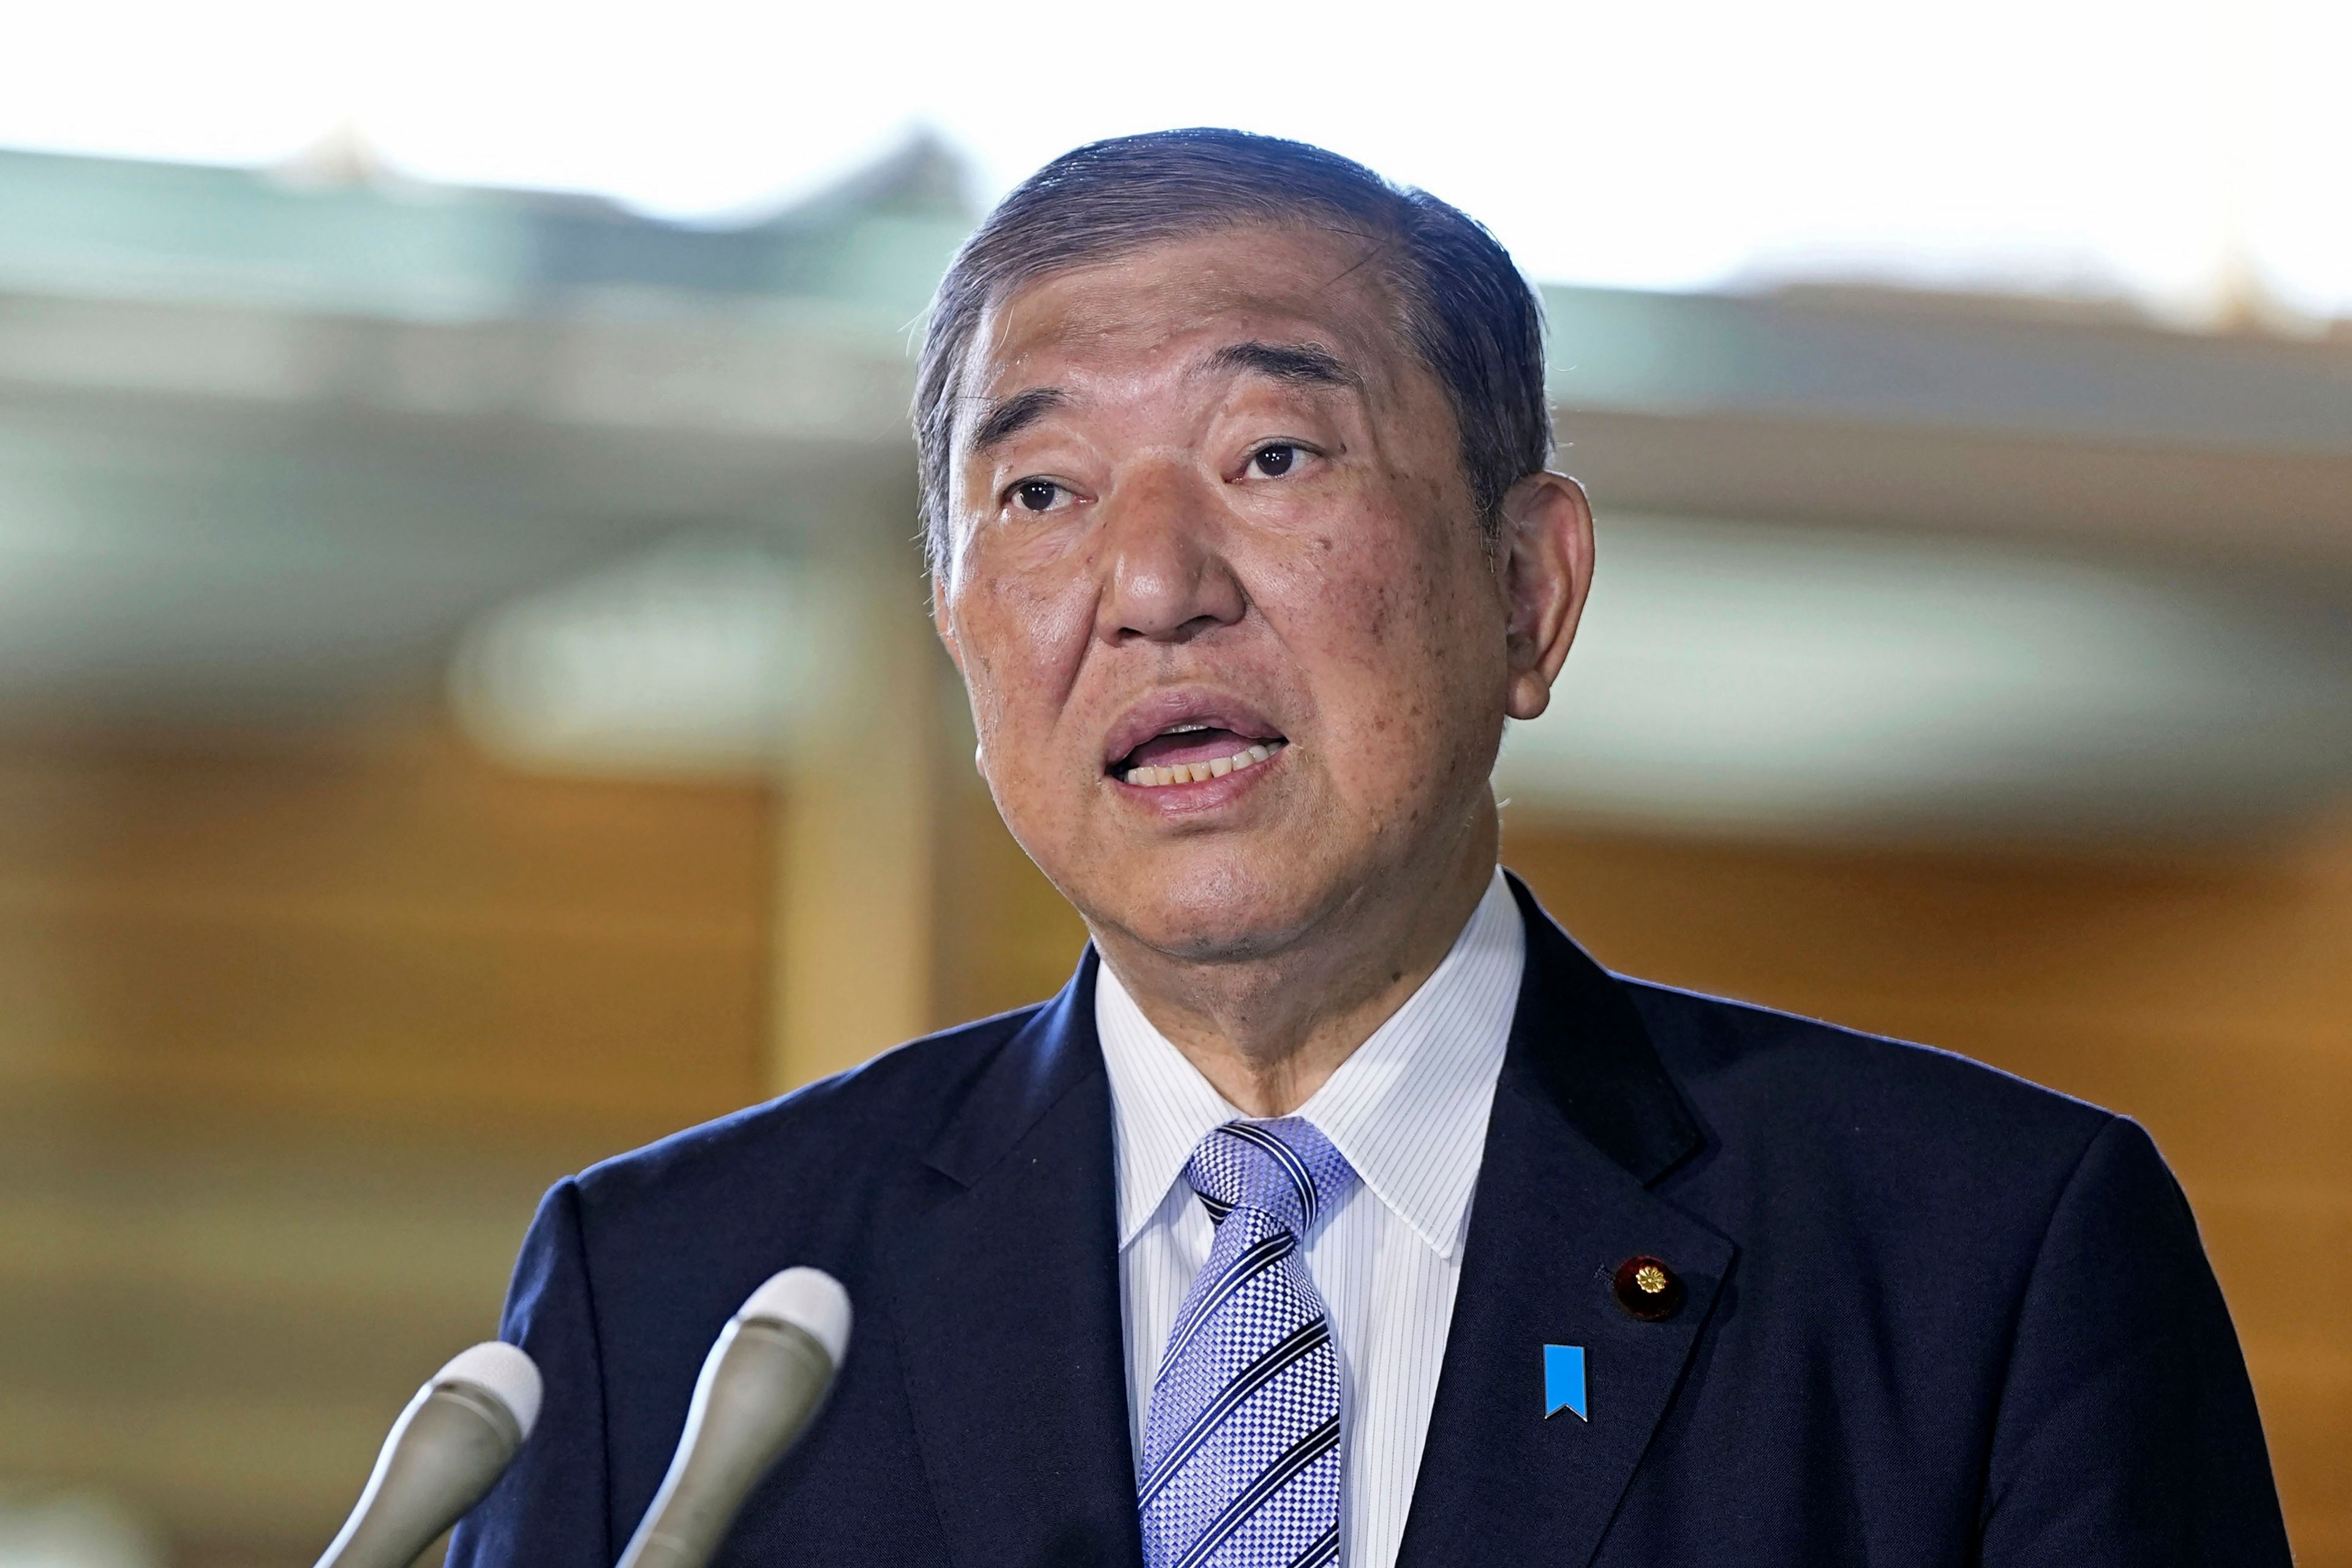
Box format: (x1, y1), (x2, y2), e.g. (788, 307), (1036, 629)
(913, 128), (1553, 573)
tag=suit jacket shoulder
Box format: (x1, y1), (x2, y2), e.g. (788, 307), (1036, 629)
(450, 995), (1116, 1568)
(570, 1000), (1046, 1242)
(1569, 976), (2288, 1567)
(1626, 977), (2117, 1226)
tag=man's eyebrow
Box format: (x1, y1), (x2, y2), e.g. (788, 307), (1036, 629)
(1201, 341), (1365, 390)
(968, 386), (1070, 454)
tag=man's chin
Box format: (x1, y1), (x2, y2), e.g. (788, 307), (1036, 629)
(1132, 916), (1305, 966)
(1085, 864), (1336, 968)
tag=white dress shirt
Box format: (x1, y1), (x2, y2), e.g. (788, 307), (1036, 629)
(1096, 867), (1526, 1568)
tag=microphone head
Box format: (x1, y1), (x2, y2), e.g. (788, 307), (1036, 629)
(314, 1341), (544, 1568)
(737, 1267), (852, 1367)
(432, 1341), (543, 1442)
(612, 1268), (854, 1568)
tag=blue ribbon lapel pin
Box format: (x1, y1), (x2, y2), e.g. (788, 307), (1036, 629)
(1544, 1343), (1587, 1421)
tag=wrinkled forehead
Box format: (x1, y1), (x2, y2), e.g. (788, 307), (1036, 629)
(954, 223), (1417, 409)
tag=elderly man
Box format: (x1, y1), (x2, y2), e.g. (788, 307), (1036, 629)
(451, 130), (2288, 1567)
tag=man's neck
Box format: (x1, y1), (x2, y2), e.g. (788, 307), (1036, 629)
(1090, 818), (1500, 1118)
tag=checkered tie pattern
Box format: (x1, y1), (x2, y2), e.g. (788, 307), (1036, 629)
(1139, 1117), (1357, 1568)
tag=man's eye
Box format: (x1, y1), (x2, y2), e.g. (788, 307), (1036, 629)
(1249, 444), (1301, 478)
(1011, 479), (1063, 512)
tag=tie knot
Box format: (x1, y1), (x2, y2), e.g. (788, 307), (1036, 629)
(1184, 1117), (1355, 1235)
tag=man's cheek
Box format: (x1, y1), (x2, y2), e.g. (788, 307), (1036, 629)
(1308, 576), (1412, 673)
(977, 572), (1092, 692)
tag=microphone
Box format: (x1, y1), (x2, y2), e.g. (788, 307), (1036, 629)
(314, 1341), (542, 1568)
(614, 1267), (853, 1568)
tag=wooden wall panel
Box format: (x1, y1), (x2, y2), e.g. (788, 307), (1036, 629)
(0, 725), (775, 1563)
(933, 774), (1088, 1029)
(0, 728), (771, 1137)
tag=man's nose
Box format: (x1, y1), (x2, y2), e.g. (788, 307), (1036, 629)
(1095, 467), (1246, 645)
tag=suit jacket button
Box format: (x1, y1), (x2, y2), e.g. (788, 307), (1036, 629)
(1613, 1255), (1685, 1321)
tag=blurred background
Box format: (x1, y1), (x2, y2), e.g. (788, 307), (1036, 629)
(0, 0), (2346, 1561)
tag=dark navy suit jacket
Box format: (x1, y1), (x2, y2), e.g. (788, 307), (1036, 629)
(448, 876), (2290, 1566)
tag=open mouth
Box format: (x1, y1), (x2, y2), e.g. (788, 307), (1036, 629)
(1109, 723), (1289, 789)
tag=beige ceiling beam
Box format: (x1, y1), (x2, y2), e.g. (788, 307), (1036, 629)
(1560, 405), (2352, 573)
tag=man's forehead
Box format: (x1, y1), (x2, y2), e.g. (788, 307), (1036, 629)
(964, 225), (1406, 396)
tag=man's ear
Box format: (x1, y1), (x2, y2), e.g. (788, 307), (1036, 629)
(1497, 471), (1594, 722)
(930, 570), (965, 675)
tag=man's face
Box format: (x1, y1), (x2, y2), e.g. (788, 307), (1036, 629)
(934, 224), (1538, 963)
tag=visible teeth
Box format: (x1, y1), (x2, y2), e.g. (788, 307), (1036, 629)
(1121, 741), (1284, 788)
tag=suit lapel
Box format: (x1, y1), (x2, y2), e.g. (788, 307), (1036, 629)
(1398, 878), (1735, 1568)
(889, 953), (1144, 1568)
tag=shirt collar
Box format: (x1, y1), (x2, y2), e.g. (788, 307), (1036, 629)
(1095, 867), (1525, 1261)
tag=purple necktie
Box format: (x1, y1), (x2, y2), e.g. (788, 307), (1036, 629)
(1139, 1117), (1357, 1568)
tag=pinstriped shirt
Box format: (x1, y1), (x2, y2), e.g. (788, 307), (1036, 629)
(1098, 869), (1525, 1568)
